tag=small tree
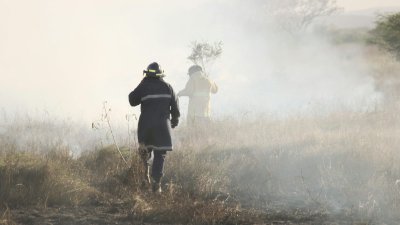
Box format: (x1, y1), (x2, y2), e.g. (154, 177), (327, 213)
(265, 0), (341, 34)
(187, 41), (223, 77)
(370, 12), (400, 59)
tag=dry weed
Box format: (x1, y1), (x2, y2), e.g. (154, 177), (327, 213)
(1, 106), (400, 224)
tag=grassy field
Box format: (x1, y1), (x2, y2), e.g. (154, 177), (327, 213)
(1, 34), (400, 224)
(0, 104), (399, 224)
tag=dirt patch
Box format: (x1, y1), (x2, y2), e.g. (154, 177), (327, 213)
(10, 203), (133, 225)
(5, 202), (360, 225)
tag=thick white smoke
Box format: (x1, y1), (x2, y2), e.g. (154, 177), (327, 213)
(0, 0), (382, 122)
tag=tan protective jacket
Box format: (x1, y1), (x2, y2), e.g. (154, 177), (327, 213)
(178, 71), (218, 123)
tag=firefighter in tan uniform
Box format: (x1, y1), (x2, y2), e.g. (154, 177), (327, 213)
(178, 65), (218, 125)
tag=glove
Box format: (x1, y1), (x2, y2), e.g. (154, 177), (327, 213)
(171, 118), (179, 128)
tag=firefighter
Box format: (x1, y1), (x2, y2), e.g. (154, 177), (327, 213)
(178, 65), (218, 125)
(129, 62), (180, 193)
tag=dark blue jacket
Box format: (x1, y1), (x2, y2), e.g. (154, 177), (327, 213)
(129, 76), (180, 151)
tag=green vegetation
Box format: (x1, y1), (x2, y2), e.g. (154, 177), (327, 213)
(370, 12), (400, 59)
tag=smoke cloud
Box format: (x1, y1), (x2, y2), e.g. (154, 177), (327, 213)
(0, 0), (382, 122)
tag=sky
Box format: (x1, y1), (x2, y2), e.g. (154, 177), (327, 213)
(338, 0), (400, 11)
(0, 0), (396, 123)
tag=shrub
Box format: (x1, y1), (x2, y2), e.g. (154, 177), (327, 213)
(370, 12), (400, 59)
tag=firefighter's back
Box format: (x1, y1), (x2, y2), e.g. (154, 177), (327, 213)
(139, 78), (173, 123)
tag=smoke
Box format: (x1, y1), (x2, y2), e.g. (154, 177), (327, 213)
(0, 0), (382, 121)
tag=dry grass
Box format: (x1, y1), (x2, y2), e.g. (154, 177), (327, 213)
(0, 149), (98, 207)
(0, 106), (400, 224)
(0, 207), (15, 225)
(166, 109), (400, 224)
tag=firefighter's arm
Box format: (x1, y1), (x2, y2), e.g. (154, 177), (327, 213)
(210, 80), (218, 94)
(128, 83), (143, 106)
(177, 79), (194, 97)
(170, 87), (180, 128)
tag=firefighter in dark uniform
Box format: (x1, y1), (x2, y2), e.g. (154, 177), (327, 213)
(129, 62), (180, 193)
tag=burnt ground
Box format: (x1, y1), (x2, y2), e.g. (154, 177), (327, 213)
(9, 203), (134, 225)
(4, 203), (372, 225)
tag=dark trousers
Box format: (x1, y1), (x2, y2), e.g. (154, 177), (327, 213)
(139, 144), (167, 183)
(150, 150), (166, 182)
(139, 148), (166, 182)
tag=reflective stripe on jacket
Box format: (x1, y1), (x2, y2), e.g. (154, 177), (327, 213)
(178, 71), (218, 120)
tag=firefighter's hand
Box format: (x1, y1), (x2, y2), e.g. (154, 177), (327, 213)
(171, 118), (179, 128)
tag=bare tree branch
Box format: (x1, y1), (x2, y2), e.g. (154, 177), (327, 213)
(265, 0), (342, 34)
(188, 41), (223, 77)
